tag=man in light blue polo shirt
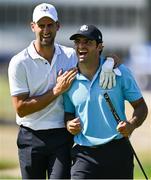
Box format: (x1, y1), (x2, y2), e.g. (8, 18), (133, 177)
(64, 24), (148, 179)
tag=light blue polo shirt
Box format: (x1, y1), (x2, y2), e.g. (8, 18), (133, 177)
(63, 57), (142, 146)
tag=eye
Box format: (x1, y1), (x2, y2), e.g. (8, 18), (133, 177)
(38, 24), (45, 29)
(74, 40), (80, 46)
(47, 23), (54, 28)
(86, 40), (93, 45)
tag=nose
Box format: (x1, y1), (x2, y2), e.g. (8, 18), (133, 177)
(43, 25), (50, 33)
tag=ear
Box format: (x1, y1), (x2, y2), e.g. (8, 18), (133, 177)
(56, 21), (60, 31)
(98, 43), (104, 51)
(30, 22), (35, 32)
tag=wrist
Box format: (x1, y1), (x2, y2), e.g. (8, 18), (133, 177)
(128, 117), (138, 130)
(52, 86), (61, 97)
(66, 120), (72, 133)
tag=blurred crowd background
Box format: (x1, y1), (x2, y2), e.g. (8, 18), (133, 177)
(1, 0), (151, 92)
(0, 0), (151, 178)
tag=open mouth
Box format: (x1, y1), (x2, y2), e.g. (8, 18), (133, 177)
(42, 34), (51, 39)
(78, 50), (88, 58)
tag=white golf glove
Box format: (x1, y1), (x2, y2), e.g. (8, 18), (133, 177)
(100, 57), (121, 89)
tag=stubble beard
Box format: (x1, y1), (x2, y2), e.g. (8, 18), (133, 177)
(41, 36), (55, 48)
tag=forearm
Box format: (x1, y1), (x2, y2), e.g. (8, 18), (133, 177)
(14, 68), (78, 117)
(14, 88), (59, 117)
(64, 112), (75, 126)
(117, 98), (148, 137)
(128, 103), (148, 129)
(128, 98), (148, 129)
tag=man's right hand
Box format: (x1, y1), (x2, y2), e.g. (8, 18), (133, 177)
(66, 117), (82, 135)
(53, 68), (78, 96)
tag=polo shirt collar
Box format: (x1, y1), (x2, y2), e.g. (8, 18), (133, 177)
(76, 64), (101, 81)
(27, 41), (61, 60)
(76, 56), (102, 80)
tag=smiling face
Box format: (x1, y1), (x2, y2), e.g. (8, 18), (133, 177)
(73, 36), (103, 65)
(31, 17), (60, 48)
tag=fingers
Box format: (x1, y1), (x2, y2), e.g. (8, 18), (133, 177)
(55, 68), (78, 95)
(107, 73), (116, 89)
(107, 74), (112, 89)
(60, 68), (78, 83)
(58, 69), (63, 76)
(99, 72), (109, 89)
(99, 72), (105, 87)
(102, 74), (108, 89)
(116, 121), (131, 137)
(116, 122), (127, 137)
(64, 69), (78, 84)
(62, 67), (77, 76)
(99, 72), (116, 89)
(112, 74), (116, 87)
(117, 121), (126, 131)
(67, 117), (82, 135)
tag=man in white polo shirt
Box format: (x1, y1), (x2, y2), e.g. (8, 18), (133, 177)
(8, 3), (120, 179)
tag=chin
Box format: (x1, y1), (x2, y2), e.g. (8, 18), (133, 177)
(41, 41), (52, 47)
(79, 59), (86, 63)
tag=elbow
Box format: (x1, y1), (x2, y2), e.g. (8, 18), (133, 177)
(140, 102), (148, 122)
(16, 105), (27, 118)
(144, 104), (148, 120)
(17, 110), (26, 118)
(17, 112), (25, 118)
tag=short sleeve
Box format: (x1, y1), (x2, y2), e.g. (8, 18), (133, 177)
(63, 92), (75, 113)
(120, 65), (142, 102)
(8, 57), (29, 96)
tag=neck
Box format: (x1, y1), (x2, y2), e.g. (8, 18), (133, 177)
(78, 60), (100, 80)
(34, 41), (55, 63)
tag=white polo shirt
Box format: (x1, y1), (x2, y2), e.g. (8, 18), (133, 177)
(8, 41), (77, 130)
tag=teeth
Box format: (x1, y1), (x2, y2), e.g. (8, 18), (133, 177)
(78, 51), (87, 57)
(43, 35), (50, 38)
(79, 50), (87, 53)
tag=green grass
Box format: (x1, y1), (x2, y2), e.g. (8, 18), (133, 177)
(134, 161), (151, 179)
(0, 75), (15, 121)
(0, 162), (150, 179)
(0, 175), (21, 179)
(0, 159), (18, 170)
(0, 159), (21, 179)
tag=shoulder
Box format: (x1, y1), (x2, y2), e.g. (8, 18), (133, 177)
(118, 64), (139, 88)
(116, 64), (137, 85)
(56, 44), (76, 57)
(9, 48), (29, 65)
(118, 64), (133, 76)
(55, 44), (77, 69)
(8, 48), (31, 74)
